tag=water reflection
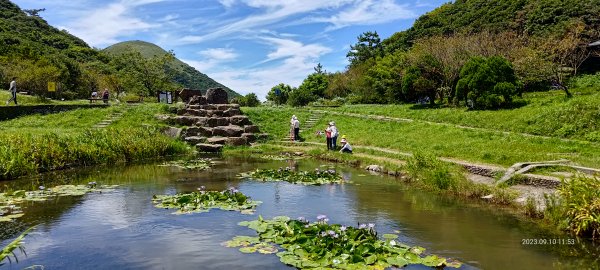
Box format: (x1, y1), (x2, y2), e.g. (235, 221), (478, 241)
(0, 157), (598, 270)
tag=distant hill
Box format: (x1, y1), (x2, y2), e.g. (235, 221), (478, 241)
(104, 41), (240, 98)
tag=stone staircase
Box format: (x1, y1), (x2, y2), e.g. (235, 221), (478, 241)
(92, 110), (124, 129)
(163, 95), (267, 152)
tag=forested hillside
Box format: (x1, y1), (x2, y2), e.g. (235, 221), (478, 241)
(274, 0), (600, 108)
(104, 41), (239, 98)
(0, 0), (237, 100)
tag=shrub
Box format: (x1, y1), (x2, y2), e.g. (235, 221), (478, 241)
(545, 175), (600, 239)
(455, 56), (520, 109)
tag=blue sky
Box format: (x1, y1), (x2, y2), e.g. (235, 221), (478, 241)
(12, 0), (446, 98)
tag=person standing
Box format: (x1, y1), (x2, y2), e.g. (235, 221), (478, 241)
(330, 122), (338, 150)
(290, 115), (300, 141)
(102, 88), (110, 104)
(6, 77), (17, 105)
(325, 124), (332, 150)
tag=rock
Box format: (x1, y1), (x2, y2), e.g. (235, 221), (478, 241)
(213, 125), (245, 137)
(207, 117), (230, 127)
(217, 104), (240, 110)
(174, 116), (199, 126)
(224, 108), (241, 117)
(229, 115), (251, 126)
(206, 110), (224, 117)
(185, 109), (207, 117)
(178, 88), (203, 103)
(241, 133), (256, 143)
(244, 125), (260, 133)
(207, 137), (228, 145)
(176, 108), (186, 115)
(185, 126), (213, 137)
(188, 95), (207, 105)
(155, 114), (170, 121)
(196, 143), (223, 152)
(163, 126), (182, 139)
(184, 136), (206, 145)
(226, 137), (248, 146)
(206, 87), (229, 104)
(366, 165), (383, 172)
(481, 194), (494, 200)
(199, 105), (217, 110)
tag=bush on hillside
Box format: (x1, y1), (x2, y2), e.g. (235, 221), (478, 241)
(455, 56), (520, 109)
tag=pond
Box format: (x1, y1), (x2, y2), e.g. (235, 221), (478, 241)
(1, 157), (598, 269)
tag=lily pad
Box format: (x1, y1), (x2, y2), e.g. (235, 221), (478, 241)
(239, 168), (347, 185)
(1, 184), (118, 222)
(152, 188), (261, 214)
(159, 158), (213, 170)
(227, 216), (461, 269)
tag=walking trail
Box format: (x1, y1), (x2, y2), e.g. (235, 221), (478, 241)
(92, 108), (125, 129)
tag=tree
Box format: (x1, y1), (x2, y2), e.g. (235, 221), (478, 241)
(266, 83), (292, 105)
(347, 31), (383, 67)
(297, 72), (328, 99)
(243, 93), (260, 107)
(364, 51), (406, 103)
(542, 20), (592, 98)
(455, 56), (520, 109)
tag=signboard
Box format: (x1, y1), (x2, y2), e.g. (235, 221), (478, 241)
(158, 91), (173, 104)
(48, 82), (56, 92)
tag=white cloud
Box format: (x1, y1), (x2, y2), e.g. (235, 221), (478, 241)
(60, 0), (167, 47)
(199, 48), (238, 61)
(312, 0), (417, 30)
(183, 37), (331, 100)
(218, 0), (236, 8)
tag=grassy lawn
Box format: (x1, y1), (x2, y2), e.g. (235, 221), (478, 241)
(0, 91), (91, 105)
(325, 88), (600, 142)
(244, 105), (600, 168)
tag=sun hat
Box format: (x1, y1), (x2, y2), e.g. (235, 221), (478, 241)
(341, 135), (346, 139)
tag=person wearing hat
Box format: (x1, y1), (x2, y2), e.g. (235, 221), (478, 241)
(339, 135), (352, 154)
(329, 121), (338, 150)
(6, 77), (17, 105)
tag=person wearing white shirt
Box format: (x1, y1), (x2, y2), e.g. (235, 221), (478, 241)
(329, 122), (338, 150)
(6, 77), (17, 105)
(290, 115), (300, 141)
(339, 136), (352, 154)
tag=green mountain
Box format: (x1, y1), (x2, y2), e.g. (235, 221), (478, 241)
(104, 40), (240, 98)
(385, 0), (600, 51)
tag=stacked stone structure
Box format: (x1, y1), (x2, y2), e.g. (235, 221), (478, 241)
(163, 87), (266, 152)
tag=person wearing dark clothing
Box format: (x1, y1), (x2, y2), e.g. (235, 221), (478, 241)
(325, 124), (332, 150)
(102, 88), (110, 104)
(6, 77), (17, 105)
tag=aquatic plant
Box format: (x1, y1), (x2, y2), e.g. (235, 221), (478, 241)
(225, 216), (461, 269)
(0, 184), (119, 222)
(259, 154), (305, 161)
(240, 168), (345, 185)
(152, 187), (261, 215)
(545, 174), (600, 240)
(0, 227), (34, 266)
(159, 158), (214, 170)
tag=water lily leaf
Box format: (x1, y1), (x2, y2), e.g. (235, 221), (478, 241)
(387, 255), (409, 267)
(365, 254), (377, 265)
(382, 234), (398, 240)
(0, 213), (24, 222)
(239, 246), (258, 253)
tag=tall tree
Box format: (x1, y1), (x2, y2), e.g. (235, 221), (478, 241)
(347, 31), (383, 67)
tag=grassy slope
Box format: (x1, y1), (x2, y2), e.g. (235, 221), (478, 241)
(0, 91), (90, 106)
(243, 90), (600, 167)
(327, 89), (600, 142)
(103, 41), (240, 98)
(0, 103), (190, 179)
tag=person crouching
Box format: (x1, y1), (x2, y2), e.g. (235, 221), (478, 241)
(339, 135), (352, 154)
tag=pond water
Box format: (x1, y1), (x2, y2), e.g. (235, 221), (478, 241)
(1, 157), (599, 270)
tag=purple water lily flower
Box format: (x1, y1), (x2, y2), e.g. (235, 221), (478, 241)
(39, 186), (45, 190)
(320, 231), (328, 237)
(340, 226), (347, 232)
(317, 214), (327, 220)
(358, 224), (367, 229)
(297, 217), (306, 222)
(328, 230), (336, 236)
(368, 223), (375, 229)
(323, 218), (329, 223)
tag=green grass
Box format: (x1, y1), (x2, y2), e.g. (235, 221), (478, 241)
(0, 91), (91, 105)
(0, 103), (191, 179)
(244, 105), (600, 168)
(241, 107), (312, 140)
(326, 88), (600, 142)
